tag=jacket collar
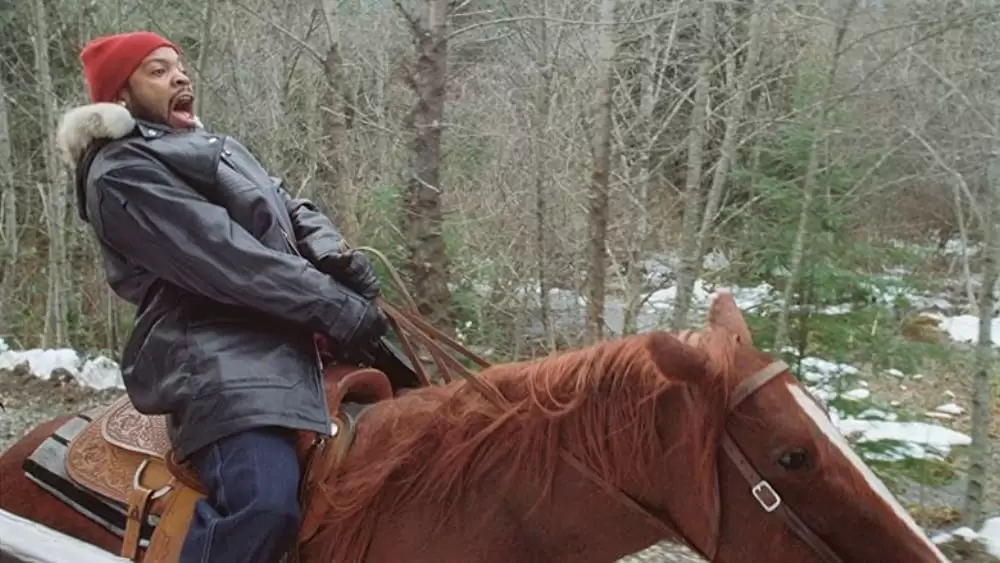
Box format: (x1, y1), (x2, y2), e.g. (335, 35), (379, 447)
(58, 103), (206, 224)
(56, 103), (205, 167)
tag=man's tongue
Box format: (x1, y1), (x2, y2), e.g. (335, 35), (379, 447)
(171, 110), (195, 127)
(169, 100), (197, 128)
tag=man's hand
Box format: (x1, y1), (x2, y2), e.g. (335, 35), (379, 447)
(341, 301), (389, 352)
(316, 249), (381, 301)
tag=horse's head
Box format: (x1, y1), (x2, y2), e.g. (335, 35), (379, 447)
(646, 292), (950, 562)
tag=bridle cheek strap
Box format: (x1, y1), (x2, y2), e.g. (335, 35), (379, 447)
(720, 360), (843, 563)
(589, 360), (842, 562)
(720, 432), (842, 562)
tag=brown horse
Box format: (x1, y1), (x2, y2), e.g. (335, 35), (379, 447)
(1, 292), (950, 562)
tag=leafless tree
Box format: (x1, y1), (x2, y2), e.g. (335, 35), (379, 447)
(0, 68), (16, 334)
(395, 0), (456, 331)
(32, 0), (70, 348)
(964, 101), (1000, 530)
(584, 0), (620, 343)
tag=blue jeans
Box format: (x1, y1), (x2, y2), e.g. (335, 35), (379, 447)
(179, 427), (302, 563)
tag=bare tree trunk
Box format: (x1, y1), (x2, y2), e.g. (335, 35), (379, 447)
(194, 0), (216, 119)
(773, 1), (857, 351)
(691, 0), (770, 286)
(621, 9), (680, 335)
(0, 70), (16, 333)
(670, 0), (715, 330)
(319, 0), (360, 242)
(963, 107), (999, 528)
(533, 0), (556, 351)
(585, 0), (619, 344)
(33, 0), (70, 348)
(395, 0), (455, 331)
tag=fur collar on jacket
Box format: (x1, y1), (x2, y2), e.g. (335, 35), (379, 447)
(56, 102), (204, 166)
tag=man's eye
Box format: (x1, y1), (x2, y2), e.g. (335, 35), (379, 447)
(151, 68), (166, 76)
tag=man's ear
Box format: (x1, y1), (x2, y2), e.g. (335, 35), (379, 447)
(116, 84), (133, 109)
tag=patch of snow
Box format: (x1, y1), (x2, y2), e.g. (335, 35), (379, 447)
(644, 281), (774, 316)
(79, 356), (125, 390)
(952, 526), (982, 542)
(981, 517), (1000, 558)
(941, 237), (983, 258)
(798, 356), (860, 383)
(788, 351), (972, 462)
(702, 249), (731, 272)
(836, 419), (971, 461)
(935, 314), (1000, 347)
(856, 408), (896, 421)
(935, 403), (966, 416)
(843, 388), (871, 401)
(932, 517), (1000, 558)
(817, 303), (854, 315)
(639, 250), (731, 287)
(0, 348), (123, 390)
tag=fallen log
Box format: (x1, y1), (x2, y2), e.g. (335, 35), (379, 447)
(0, 509), (127, 563)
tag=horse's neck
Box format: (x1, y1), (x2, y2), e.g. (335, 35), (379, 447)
(360, 441), (676, 563)
(511, 459), (681, 563)
(549, 385), (723, 559)
(351, 381), (718, 562)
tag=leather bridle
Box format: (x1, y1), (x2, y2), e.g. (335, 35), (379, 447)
(558, 359), (842, 562)
(715, 360), (842, 562)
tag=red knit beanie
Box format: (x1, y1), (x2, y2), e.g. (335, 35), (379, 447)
(80, 31), (181, 103)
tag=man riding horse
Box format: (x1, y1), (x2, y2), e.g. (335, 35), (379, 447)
(63, 30), (408, 562)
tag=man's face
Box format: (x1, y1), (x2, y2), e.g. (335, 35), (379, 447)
(118, 46), (197, 130)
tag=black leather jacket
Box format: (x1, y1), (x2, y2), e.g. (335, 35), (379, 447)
(68, 105), (375, 460)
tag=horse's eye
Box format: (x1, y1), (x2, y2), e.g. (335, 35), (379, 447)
(778, 448), (811, 470)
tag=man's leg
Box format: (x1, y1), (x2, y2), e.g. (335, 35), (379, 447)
(179, 427), (301, 563)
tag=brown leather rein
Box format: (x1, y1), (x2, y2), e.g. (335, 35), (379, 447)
(358, 246), (841, 562)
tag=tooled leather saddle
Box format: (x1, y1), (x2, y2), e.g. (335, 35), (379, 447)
(64, 363), (395, 562)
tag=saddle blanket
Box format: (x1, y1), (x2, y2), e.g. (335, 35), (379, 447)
(23, 409), (158, 547)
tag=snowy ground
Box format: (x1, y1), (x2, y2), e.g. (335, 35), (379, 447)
(1, 245), (999, 560)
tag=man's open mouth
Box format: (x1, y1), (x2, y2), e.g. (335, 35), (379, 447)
(170, 93), (196, 125)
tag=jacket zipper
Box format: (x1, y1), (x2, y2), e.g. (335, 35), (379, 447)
(222, 146), (328, 420)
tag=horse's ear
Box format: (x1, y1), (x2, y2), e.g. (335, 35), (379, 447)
(644, 331), (711, 385)
(706, 291), (753, 345)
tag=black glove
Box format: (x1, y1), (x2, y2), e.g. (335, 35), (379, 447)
(338, 299), (388, 353)
(317, 249), (380, 301)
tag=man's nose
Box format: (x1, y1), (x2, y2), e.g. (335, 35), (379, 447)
(171, 71), (191, 87)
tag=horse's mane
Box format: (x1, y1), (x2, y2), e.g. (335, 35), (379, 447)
(303, 329), (738, 561)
